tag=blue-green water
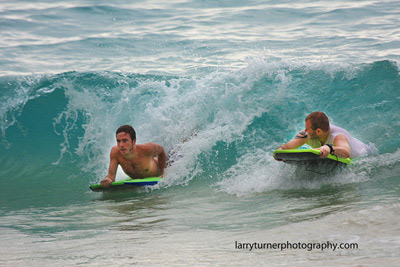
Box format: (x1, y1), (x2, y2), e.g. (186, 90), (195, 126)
(1, 1), (400, 266)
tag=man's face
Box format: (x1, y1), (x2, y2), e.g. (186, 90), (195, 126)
(116, 132), (135, 155)
(305, 120), (318, 140)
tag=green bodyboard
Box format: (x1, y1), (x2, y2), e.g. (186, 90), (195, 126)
(273, 149), (351, 165)
(90, 177), (162, 192)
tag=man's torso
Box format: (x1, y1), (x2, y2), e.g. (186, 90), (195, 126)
(116, 145), (160, 178)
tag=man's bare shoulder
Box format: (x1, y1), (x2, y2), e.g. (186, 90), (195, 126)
(110, 146), (120, 157)
(137, 142), (159, 148)
(137, 142), (163, 155)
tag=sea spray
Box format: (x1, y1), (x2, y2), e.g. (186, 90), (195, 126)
(0, 61), (399, 198)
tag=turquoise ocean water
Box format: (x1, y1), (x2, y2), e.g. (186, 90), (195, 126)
(1, 0), (400, 266)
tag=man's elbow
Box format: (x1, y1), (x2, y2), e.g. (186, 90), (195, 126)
(341, 149), (351, 158)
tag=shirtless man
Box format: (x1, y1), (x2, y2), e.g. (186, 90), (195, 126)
(274, 111), (370, 160)
(100, 125), (167, 188)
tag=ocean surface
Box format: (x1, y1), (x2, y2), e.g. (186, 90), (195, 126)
(1, 0), (400, 266)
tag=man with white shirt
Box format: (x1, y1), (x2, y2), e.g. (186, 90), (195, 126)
(274, 111), (370, 160)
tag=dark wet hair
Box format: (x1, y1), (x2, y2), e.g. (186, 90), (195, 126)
(305, 111), (330, 132)
(116, 125), (136, 141)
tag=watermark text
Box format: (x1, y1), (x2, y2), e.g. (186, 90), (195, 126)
(235, 241), (358, 252)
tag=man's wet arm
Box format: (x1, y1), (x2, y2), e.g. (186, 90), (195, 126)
(295, 130), (307, 139)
